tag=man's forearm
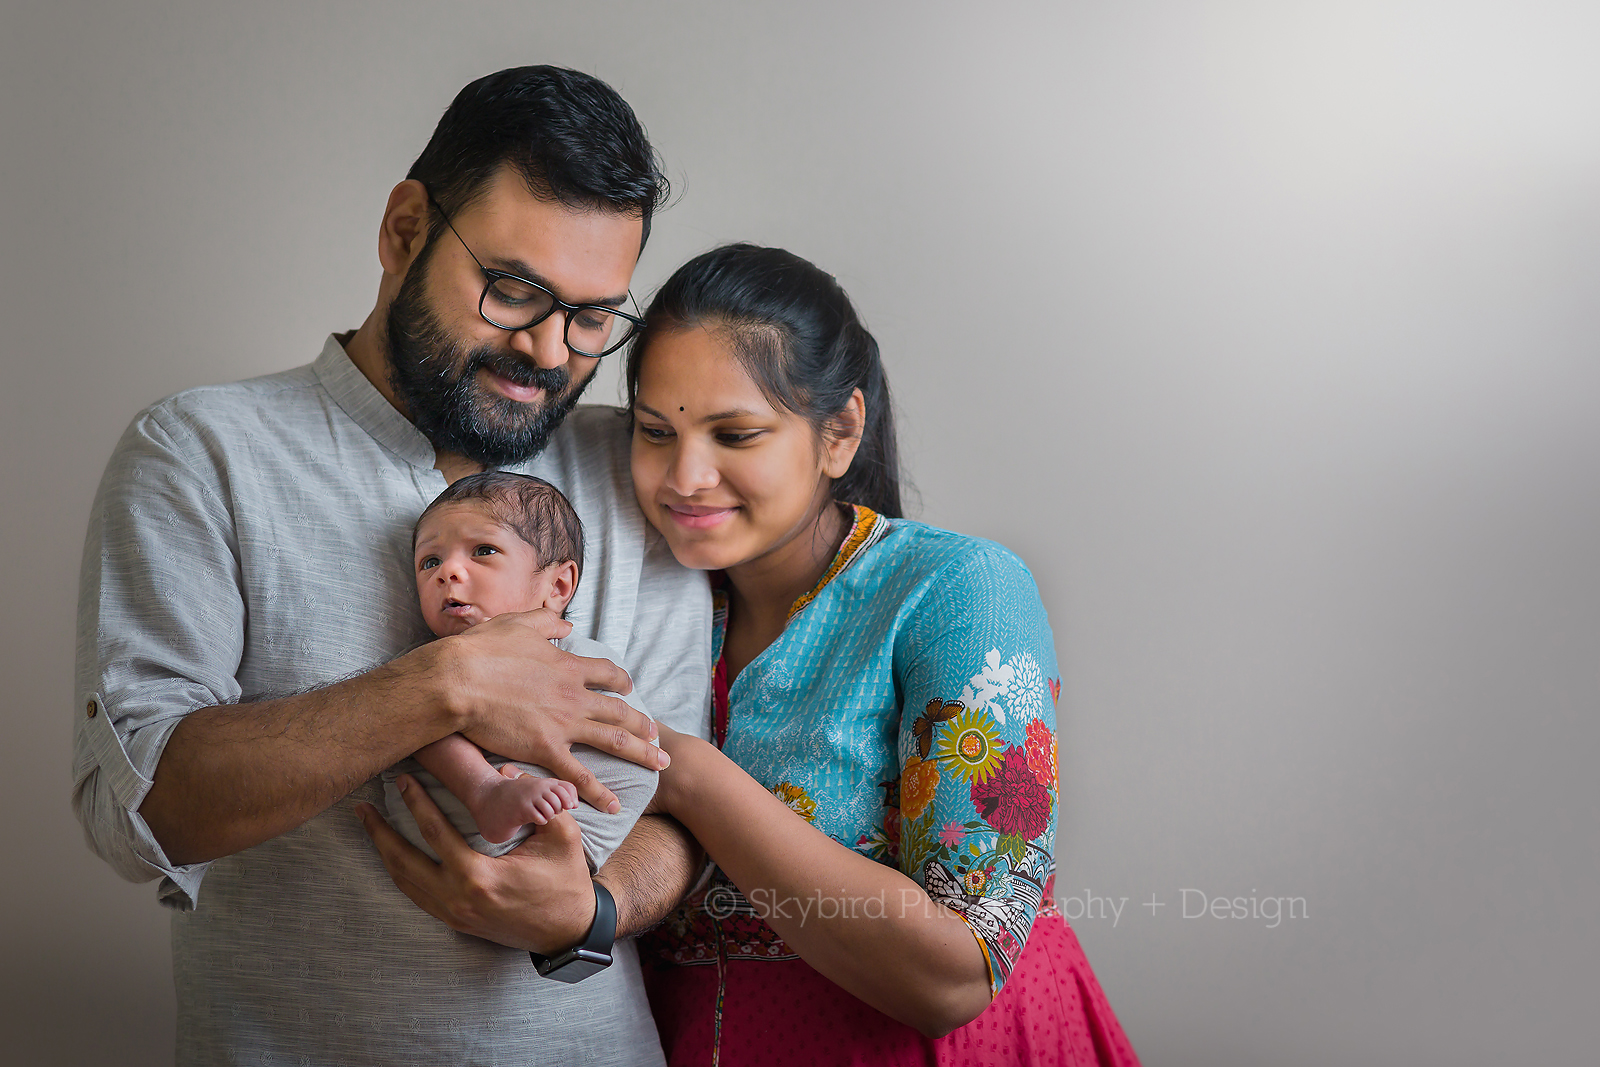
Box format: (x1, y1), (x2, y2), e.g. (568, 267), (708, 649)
(141, 644), (461, 865)
(593, 813), (704, 938)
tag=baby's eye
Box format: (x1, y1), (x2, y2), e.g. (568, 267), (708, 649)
(419, 556), (440, 571)
(473, 545), (499, 557)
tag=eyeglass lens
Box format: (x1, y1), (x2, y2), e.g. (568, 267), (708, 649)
(482, 276), (632, 356)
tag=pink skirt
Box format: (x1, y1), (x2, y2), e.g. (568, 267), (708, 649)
(643, 913), (1141, 1067)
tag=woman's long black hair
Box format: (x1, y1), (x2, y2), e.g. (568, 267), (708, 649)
(625, 243), (903, 518)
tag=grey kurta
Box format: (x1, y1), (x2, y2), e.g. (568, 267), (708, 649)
(72, 336), (711, 1066)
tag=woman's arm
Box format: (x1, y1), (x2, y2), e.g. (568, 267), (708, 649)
(655, 539), (1063, 1037)
(655, 728), (992, 1038)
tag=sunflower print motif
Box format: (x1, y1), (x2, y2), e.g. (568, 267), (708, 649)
(901, 647), (1063, 988)
(930, 705), (1004, 783)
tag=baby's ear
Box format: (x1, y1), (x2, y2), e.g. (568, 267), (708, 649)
(545, 560), (580, 613)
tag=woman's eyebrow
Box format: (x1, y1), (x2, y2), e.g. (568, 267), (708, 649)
(636, 402), (759, 422)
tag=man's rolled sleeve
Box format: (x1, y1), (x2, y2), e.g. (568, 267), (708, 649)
(72, 408), (247, 909)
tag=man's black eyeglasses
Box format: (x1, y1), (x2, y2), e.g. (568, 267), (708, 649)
(426, 193), (644, 358)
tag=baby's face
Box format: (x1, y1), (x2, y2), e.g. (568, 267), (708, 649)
(413, 502), (570, 637)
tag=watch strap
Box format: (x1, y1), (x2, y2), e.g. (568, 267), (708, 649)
(529, 881), (617, 979)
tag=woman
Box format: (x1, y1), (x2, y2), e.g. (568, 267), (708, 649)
(630, 244), (1140, 1066)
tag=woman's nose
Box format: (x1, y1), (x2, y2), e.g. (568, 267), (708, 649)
(664, 438), (719, 495)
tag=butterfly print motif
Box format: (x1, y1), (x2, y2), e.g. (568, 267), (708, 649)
(911, 698), (964, 759)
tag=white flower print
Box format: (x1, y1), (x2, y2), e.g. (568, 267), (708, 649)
(1007, 653), (1045, 719)
(959, 650), (1045, 726)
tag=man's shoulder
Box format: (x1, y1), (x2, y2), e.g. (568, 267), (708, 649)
(134, 362), (327, 445)
(525, 404), (633, 498)
(545, 403), (631, 459)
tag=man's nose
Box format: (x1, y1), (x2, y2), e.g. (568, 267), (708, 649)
(507, 312), (571, 370)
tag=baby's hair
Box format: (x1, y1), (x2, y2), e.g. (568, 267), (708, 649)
(416, 472), (585, 595)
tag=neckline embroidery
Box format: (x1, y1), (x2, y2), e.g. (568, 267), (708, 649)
(710, 504), (891, 747)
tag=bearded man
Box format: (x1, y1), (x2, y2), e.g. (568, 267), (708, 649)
(73, 65), (709, 1066)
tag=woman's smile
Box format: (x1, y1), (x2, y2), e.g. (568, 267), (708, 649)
(663, 502), (739, 529)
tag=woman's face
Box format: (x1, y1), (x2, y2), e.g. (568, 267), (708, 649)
(630, 325), (859, 576)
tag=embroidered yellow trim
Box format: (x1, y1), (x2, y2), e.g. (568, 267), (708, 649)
(787, 505), (884, 620)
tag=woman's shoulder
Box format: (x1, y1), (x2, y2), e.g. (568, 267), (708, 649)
(873, 516), (1038, 589)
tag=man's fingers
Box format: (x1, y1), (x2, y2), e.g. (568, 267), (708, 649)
(513, 809), (585, 855)
(358, 800), (496, 939)
(577, 713), (670, 774)
(394, 774), (476, 864)
(583, 690), (658, 743)
(542, 750), (621, 814)
(494, 607), (572, 641)
(355, 803), (449, 912)
(568, 651), (635, 697)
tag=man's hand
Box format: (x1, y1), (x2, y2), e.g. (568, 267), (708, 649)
(443, 608), (669, 814)
(356, 773), (595, 954)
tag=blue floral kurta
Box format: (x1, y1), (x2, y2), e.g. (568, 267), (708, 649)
(649, 506), (1062, 993)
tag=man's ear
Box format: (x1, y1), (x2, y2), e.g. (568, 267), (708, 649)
(822, 388), (867, 480)
(544, 560), (580, 614)
(377, 179), (432, 277)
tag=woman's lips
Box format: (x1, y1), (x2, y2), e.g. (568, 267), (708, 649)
(664, 503), (737, 530)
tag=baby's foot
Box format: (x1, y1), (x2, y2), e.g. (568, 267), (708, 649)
(472, 769), (581, 844)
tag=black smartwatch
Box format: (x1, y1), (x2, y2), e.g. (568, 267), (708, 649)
(529, 881), (617, 983)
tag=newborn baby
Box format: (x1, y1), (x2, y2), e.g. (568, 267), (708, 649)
(382, 471), (656, 870)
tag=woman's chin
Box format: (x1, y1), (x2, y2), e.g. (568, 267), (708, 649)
(670, 545), (738, 572)
(659, 533), (746, 573)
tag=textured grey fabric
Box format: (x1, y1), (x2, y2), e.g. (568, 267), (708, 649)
(72, 336), (711, 1066)
(382, 633), (660, 871)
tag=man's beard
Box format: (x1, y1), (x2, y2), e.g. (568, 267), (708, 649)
(384, 253), (592, 468)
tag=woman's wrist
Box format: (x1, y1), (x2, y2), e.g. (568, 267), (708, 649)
(653, 728), (713, 817)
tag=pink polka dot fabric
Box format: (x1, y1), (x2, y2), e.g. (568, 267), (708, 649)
(644, 915), (1141, 1066)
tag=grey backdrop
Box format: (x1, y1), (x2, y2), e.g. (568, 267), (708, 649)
(3, 2), (1595, 1064)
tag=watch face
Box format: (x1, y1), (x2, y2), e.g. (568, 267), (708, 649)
(538, 948), (612, 984)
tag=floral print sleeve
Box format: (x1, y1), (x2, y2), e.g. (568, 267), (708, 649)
(893, 544), (1061, 994)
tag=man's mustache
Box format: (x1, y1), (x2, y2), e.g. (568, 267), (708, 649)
(464, 349), (571, 396)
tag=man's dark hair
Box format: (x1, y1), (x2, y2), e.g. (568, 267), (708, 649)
(407, 65), (668, 249)
(416, 472), (585, 599)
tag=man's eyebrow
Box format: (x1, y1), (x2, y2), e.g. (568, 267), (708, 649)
(485, 257), (628, 308)
(636, 402), (760, 422)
